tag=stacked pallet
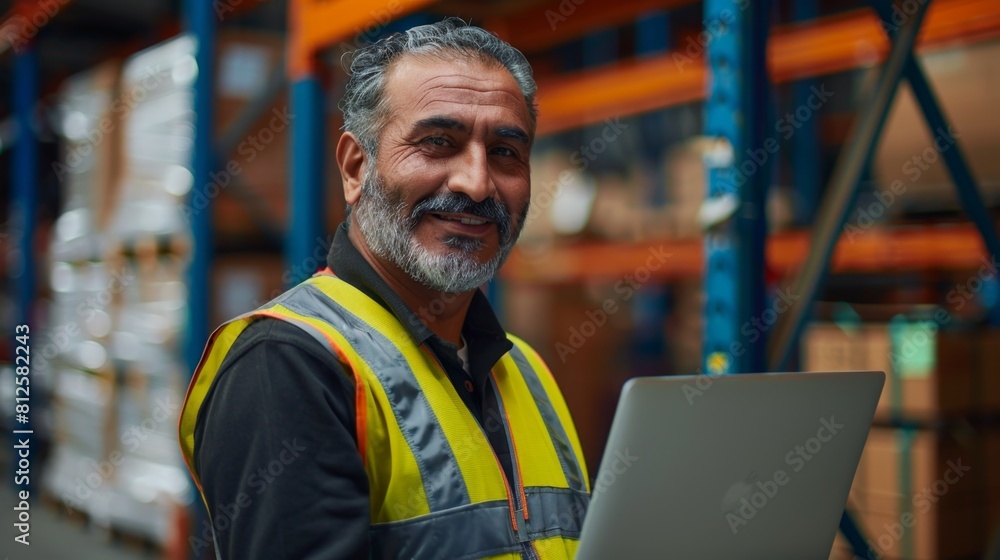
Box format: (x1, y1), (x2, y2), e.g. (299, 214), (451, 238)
(41, 36), (197, 551)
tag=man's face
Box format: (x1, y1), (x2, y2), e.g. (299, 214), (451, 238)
(352, 54), (532, 294)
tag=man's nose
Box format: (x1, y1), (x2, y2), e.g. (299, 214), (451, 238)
(447, 146), (495, 202)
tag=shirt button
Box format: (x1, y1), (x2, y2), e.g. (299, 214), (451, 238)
(464, 379), (475, 393)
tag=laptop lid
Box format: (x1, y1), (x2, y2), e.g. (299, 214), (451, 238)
(575, 370), (884, 560)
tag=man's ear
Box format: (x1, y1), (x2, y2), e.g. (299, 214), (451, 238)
(337, 131), (366, 206)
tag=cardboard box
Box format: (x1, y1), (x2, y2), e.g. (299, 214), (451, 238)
(978, 331), (1000, 414)
(843, 426), (990, 559)
(851, 427), (982, 510)
(802, 323), (891, 419)
(852, 505), (983, 560)
(802, 322), (977, 421)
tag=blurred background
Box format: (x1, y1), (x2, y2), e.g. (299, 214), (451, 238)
(1, 0), (999, 558)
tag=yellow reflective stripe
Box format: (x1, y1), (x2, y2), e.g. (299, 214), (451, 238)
(506, 344), (587, 493)
(262, 303), (431, 521)
(532, 534), (580, 560)
(492, 354), (568, 491)
(306, 275), (510, 507)
(179, 315), (255, 477)
(508, 336), (590, 491)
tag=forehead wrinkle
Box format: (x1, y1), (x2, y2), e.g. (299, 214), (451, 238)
(381, 58), (531, 142)
(410, 83), (524, 112)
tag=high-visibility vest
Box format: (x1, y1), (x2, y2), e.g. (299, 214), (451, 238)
(179, 271), (590, 559)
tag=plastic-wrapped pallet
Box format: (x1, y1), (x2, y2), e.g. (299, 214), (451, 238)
(49, 33), (198, 547)
(103, 243), (192, 544)
(41, 60), (124, 518)
(50, 59), (122, 260)
(107, 34), (197, 244)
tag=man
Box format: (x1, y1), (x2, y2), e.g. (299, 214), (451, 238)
(178, 18), (589, 560)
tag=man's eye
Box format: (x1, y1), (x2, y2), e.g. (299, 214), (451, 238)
(423, 137), (449, 147)
(493, 147), (518, 158)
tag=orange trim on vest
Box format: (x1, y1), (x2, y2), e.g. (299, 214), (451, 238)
(255, 309), (369, 469)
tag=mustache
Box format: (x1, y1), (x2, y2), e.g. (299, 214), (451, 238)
(409, 193), (512, 242)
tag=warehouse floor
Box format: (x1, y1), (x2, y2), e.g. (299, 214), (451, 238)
(1, 484), (155, 560)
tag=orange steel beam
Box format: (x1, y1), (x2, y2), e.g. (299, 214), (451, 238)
(488, 0), (696, 54)
(535, 0), (1000, 135)
(770, 0), (1000, 81)
(289, 0), (439, 78)
(537, 54), (706, 136)
(500, 224), (989, 285)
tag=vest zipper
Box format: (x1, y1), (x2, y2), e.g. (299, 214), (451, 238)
(421, 347), (531, 552)
(420, 348), (524, 536)
(486, 372), (532, 540)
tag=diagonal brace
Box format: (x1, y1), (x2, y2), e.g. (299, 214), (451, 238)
(768, 0), (931, 372)
(871, 0), (1000, 262)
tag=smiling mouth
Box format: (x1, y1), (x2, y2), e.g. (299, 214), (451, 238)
(429, 213), (492, 226)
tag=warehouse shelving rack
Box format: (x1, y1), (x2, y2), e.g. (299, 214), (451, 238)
(6, 0), (999, 557)
(287, 0), (1000, 557)
(3, 0), (280, 556)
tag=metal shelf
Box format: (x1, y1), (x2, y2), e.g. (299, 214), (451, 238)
(500, 222), (993, 284)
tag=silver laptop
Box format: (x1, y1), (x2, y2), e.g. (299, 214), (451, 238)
(576, 370), (884, 560)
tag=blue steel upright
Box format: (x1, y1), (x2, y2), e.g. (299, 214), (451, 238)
(183, 0), (216, 375)
(702, 0), (769, 375)
(287, 72), (326, 285)
(792, 0), (820, 225)
(11, 38), (39, 494)
(183, 2), (215, 557)
(633, 11), (671, 375)
(12, 44), (38, 331)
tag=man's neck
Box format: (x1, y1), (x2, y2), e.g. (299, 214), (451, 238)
(347, 223), (473, 346)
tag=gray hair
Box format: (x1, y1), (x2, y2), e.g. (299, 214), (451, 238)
(340, 17), (538, 158)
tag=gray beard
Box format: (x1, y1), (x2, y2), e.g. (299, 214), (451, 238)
(352, 166), (524, 294)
